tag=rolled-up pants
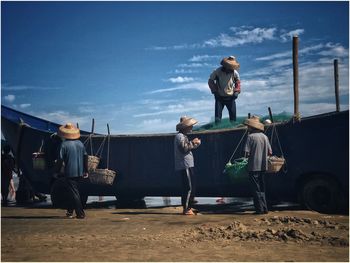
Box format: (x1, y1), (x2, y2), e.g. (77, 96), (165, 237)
(66, 177), (85, 217)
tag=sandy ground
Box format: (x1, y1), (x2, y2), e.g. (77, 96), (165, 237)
(1, 201), (349, 262)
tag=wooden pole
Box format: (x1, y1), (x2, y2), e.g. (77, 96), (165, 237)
(107, 124), (110, 169)
(334, 59), (340, 112)
(90, 118), (95, 155)
(293, 36), (300, 121)
(268, 107), (274, 123)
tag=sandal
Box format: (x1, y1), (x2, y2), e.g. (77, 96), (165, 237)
(183, 209), (196, 215)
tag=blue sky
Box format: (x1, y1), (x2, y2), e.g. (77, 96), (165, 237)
(1, 1), (349, 134)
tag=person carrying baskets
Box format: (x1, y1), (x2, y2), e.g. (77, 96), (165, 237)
(174, 116), (201, 215)
(54, 123), (89, 219)
(244, 116), (272, 215)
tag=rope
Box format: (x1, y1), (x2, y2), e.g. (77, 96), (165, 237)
(95, 136), (107, 158)
(228, 129), (248, 163)
(271, 124), (288, 173)
(89, 135), (93, 156)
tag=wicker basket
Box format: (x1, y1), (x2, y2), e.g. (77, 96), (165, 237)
(89, 169), (116, 185)
(88, 155), (100, 171)
(267, 156), (285, 173)
(32, 152), (46, 170)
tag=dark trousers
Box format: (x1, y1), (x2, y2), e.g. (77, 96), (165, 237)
(1, 178), (11, 205)
(66, 177), (85, 217)
(215, 96), (236, 124)
(179, 168), (196, 212)
(248, 171), (268, 213)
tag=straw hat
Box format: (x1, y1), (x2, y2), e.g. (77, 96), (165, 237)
(176, 116), (198, 131)
(58, 123), (80, 139)
(220, 55), (240, 71)
(244, 116), (264, 131)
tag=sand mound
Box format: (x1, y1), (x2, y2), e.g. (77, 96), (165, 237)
(185, 217), (348, 246)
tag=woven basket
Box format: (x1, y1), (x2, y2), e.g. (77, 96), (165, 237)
(267, 156), (285, 173)
(89, 169), (116, 185)
(88, 155), (100, 171)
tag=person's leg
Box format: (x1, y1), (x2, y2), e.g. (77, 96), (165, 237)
(215, 97), (224, 125)
(68, 179), (85, 218)
(258, 172), (268, 213)
(248, 172), (264, 213)
(225, 97), (237, 122)
(188, 167), (197, 206)
(180, 169), (193, 214)
(1, 179), (10, 206)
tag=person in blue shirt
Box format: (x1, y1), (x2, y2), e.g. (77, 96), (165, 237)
(56, 123), (88, 219)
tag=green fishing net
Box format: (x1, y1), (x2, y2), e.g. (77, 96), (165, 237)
(224, 157), (249, 182)
(194, 112), (292, 131)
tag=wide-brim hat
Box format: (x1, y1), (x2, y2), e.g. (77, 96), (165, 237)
(220, 56), (240, 71)
(176, 116), (198, 131)
(244, 116), (264, 131)
(58, 123), (80, 139)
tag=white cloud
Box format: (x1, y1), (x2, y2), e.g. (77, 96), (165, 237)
(166, 76), (194, 83)
(256, 43), (326, 61)
(178, 63), (211, 68)
(36, 110), (89, 127)
(318, 43), (349, 57)
(133, 99), (213, 118)
(1, 84), (60, 91)
(172, 69), (197, 74)
(147, 26), (307, 51)
(189, 55), (220, 62)
(280, 29), (305, 42)
(147, 82), (209, 94)
(204, 27), (277, 48)
(19, 103), (31, 108)
(4, 94), (15, 102)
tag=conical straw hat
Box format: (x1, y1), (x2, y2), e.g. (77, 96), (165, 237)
(58, 123), (80, 139)
(220, 56), (240, 71)
(176, 116), (198, 131)
(244, 116), (264, 131)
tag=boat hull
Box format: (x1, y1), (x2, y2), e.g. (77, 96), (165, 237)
(2, 107), (349, 212)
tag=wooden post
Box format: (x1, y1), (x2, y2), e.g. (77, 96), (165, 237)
(268, 107), (274, 123)
(293, 36), (300, 121)
(334, 59), (340, 112)
(248, 113), (251, 119)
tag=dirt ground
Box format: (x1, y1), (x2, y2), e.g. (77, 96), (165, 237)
(1, 201), (349, 262)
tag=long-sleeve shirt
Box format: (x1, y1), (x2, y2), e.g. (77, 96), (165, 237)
(174, 132), (199, 171)
(209, 67), (240, 97)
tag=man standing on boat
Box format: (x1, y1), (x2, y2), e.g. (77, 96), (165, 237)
(244, 116), (272, 214)
(174, 116), (201, 215)
(56, 123), (88, 219)
(208, 56), (241, 125)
